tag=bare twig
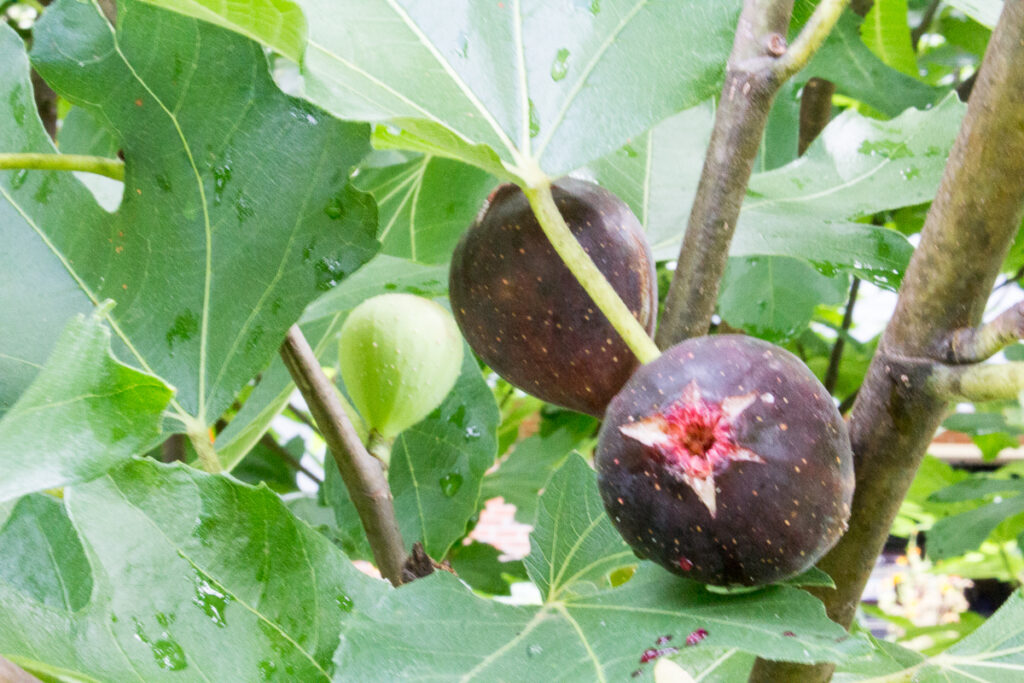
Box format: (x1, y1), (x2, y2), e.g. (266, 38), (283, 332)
(798, 77), (836, 155)
(824, 278), (861, 393)
(911, 0), (941, 50)
(280, 325), (406, 586)
(258, 433), (323, 485)
(657, 0), (850, 347)
(286, 402), (321, 435)
(161, 433), (186, 463)
(0, 657), (41, 683)
(940, 301), (1024, 363)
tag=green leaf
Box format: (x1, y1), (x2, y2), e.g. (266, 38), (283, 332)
(718, 256), (850, 343)
(594, 97), (963, 288)
(0, 459), (386, 682)
(324, 345), (499, 559)
(861, 0), (919, 76)
(447, 541), (528, 596)
(739, 94), (966, 289)
(524, 455), (635, 600)
(352, 154), (495, 264)
(927, 493), (1024, 560)
(481, 426), (584, 524)
(388, 348), (500, 557)
(946, 0), (1005, 28)
(0, 309), (172, 502)
(231, 434), (303, 493)
(215, 255), (448, 469)
(836, 591), (1024, 681)
(802, 11), (944, 117)
(289, 0), (741, 176)
(333, 455), (869, 680)
(56, 106), (123, 211)
(137, 0), (308, 63)
(0, 495), (92, 613)
(4, 1), (378, 431)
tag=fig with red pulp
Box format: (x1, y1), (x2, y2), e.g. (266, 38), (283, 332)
(596, 335), (853, 586)
(449, 178), (656, 417)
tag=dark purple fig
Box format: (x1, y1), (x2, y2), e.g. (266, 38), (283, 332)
(595, 335), (853, 587)
(449, 178), (656, 417)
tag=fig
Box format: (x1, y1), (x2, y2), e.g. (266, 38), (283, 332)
(595, 335), (853, 587)
(338, 293), (462, 441)
(449, 178), (657, 416)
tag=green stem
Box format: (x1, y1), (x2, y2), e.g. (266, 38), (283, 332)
(774, 0), (851, 80)
(366, 429), (393, 468)
(522, 180), (661, 366)
(0, 152), (124, 181)
(186, 423), (223, 474)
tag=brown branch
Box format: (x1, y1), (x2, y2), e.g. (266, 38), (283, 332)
(287, 402), (321, 435)
(798, 77), (835, 155)
(911, 0), (941, 50)
(161, 433), (186, 463)
(940, 301), (1024, 363)
(755, 4), (1024, 680)
(279, 325), (406, 586)
(657, 0), (850, 347)
(656, 0), (796, 346)
(824, 278), (860, 394)
(0, 657), (41, 683)
(258, 433), (323, 485)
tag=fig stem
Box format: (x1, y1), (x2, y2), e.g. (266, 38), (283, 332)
(280, 325), (407, 586)
(366, 430), (393, 468)
(0, 152), (125, 181)
(522, 180), (661, 366)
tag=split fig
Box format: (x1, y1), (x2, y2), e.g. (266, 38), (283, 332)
(338, 293), (462, 440)
(595, 335), (853, 587)
(449, 178), (656, 416)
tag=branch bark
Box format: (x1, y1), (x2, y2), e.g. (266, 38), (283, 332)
(657, 0), (850, 347)
(279, 325), (406, 586)
(752, 3), (1024, 680)
(939, 301), (1024, 364)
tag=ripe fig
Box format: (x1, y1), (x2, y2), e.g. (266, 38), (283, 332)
(595, 335), (853, 587)
(339, 293), (462, 441)
(449, 178), (656, 417)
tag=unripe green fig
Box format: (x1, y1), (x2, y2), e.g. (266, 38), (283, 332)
(339, 293), (463, 441)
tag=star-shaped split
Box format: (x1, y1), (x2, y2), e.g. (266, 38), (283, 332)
(619, 380), (763, 517)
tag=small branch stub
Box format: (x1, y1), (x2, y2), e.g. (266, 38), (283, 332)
(941, 302), (1024, 364)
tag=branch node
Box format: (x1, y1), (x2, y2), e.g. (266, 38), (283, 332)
(940, 301), (1024, 364)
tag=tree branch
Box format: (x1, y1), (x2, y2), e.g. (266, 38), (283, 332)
(279, 325), (406, 586)
(0, 153), (124, 180)
(798, 77), (836, 155)
(755, 3), (1024, 680)
(824, 278), (860, 394)
(657, 0), (849, 347)
(911, 0), (941, 50)
(258, 433), (323, 485)
(774, 0), (851, 81)
(928, 362), (1024, 403)
(939, 301), (1024, 363)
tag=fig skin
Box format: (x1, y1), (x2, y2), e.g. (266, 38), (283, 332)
(449, 178), (656, 417)
(595, 335), (854, 587)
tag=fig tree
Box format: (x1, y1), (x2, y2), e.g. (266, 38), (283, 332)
(339, 293), (462, 443)
(449, 178), (656, 417)
(595, 335), (853, 587)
